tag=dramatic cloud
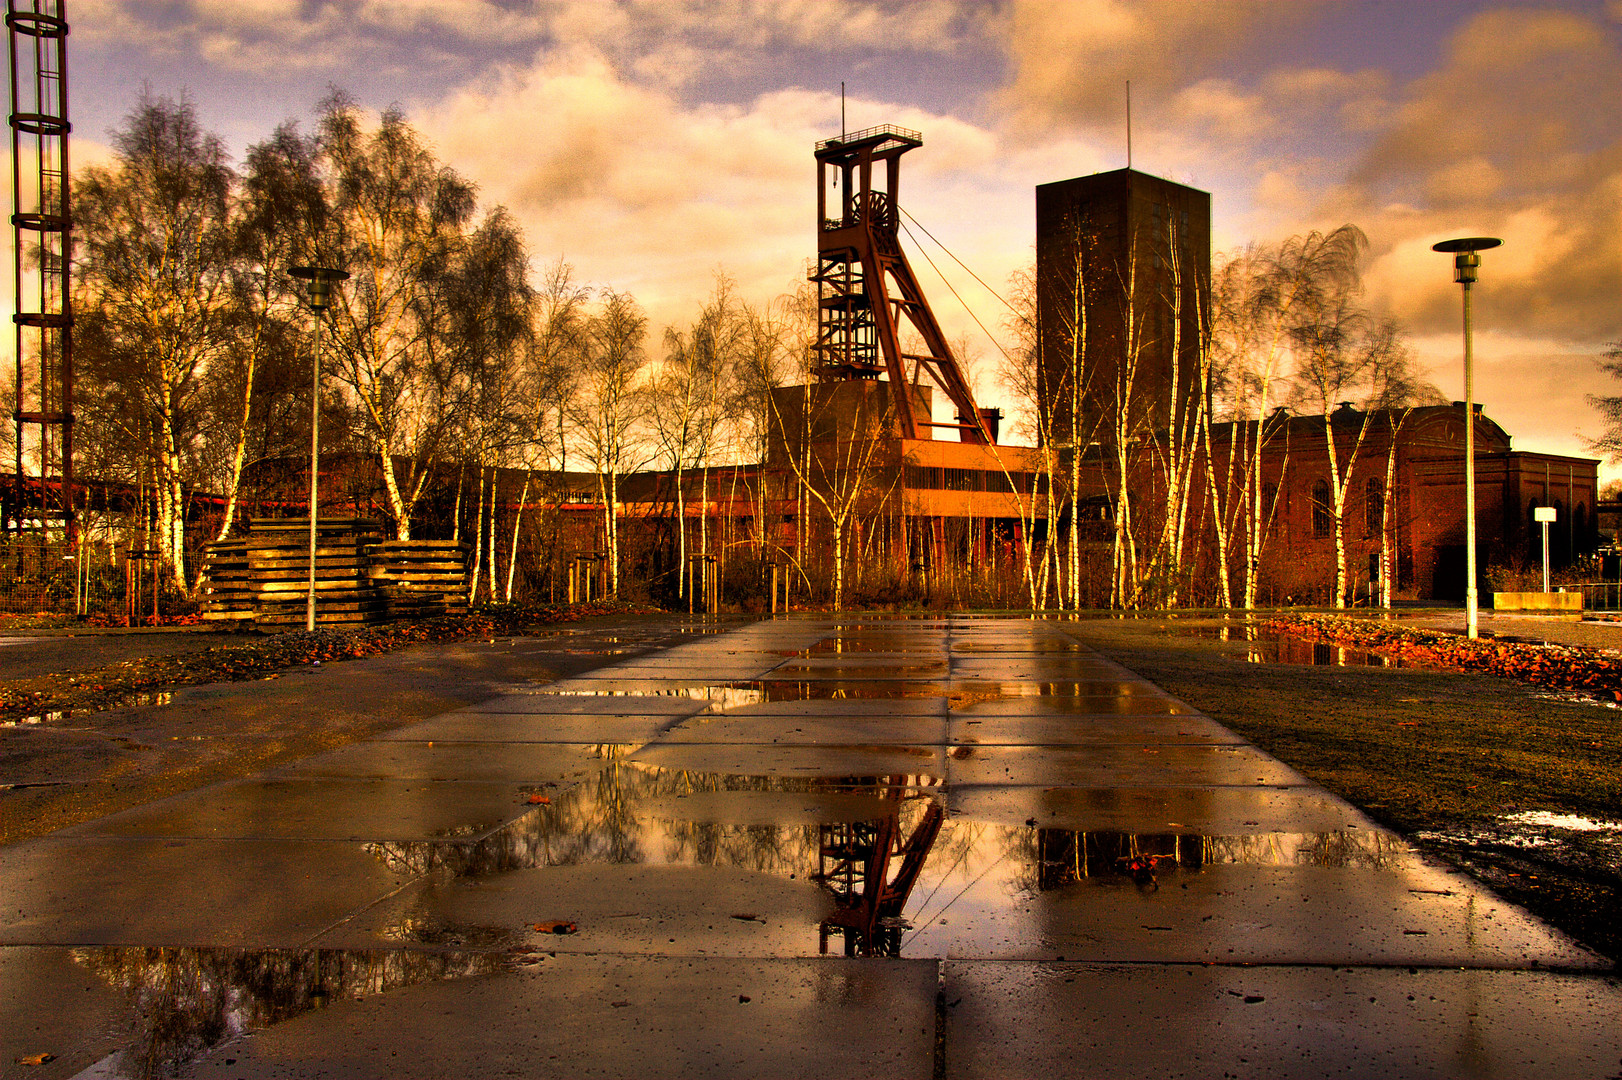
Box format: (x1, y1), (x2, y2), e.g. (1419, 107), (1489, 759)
(1342, 9), (1622, 345)
(44, 1), (1622, 469)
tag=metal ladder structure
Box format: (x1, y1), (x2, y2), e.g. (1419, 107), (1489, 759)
(5, 0), (72, 540)
(812, 124), (989, 444)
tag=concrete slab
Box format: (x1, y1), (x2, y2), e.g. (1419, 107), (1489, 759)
(274, 741), (617, 784)
(71, 778), (538, 842)
(701, 696), (946, 717)
(659, 711), (948, 746)
(903, 832), (1604, 966)
(949, 658), (1124, 680)
(379, 708), (680, 743)
(771, 661), (952, 680)
(561, 665), (776, 682)
(0, 838), (416, 946)
(0, 946), (130, 1078)
(945, 744), (1310, 787)
(631, 742), (948, 781)
(320, 864), (836, 956)
(948, 713), (1242, 745)
(183, 955), (939, 1080)
(941, 962), (1622, 1079)
(948, 694), (1195, 716)
(456, 692), (708, 715)
(949, 784), (1372, 834)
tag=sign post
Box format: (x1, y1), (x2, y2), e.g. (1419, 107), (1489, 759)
(1535, 505), (1557, 592)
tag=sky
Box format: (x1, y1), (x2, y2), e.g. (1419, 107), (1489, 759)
(50, 0), (1622, 471)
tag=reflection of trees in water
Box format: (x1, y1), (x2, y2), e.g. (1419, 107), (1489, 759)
(1006, 828), (1405, 891)
(73, 946), (503, 1079)
(362, 753), (940, 882)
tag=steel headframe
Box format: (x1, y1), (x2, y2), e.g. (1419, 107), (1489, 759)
(812, 125), (989, 443)
(6, 0), (73, 540)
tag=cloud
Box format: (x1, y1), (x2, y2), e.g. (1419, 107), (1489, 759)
(1410, 331), (1615, 464)
(415, 49), (827, 326)
(1000, 0), (1322, 129)
(1332, 9), (1622, 343)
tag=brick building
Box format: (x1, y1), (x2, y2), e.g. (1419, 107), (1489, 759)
(1206, 403), (1598, 602)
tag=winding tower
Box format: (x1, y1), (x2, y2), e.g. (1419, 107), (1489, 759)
(5, 0), (72, 538)
(812, 125), (988, 443)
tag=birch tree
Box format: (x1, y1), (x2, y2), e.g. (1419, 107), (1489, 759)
(573, 289), (650, 597)
(209, 122), (327, 544)
(316, 97), (475, 540)
(652, 276), (742, 596)
(75, 94), (236, 589)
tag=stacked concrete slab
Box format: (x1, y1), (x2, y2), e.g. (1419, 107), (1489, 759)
(199, 519), (469, 626)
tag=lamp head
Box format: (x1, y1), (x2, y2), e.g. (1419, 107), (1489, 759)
(1431, 237), (1502, 285)
(290, 265), (350, 312)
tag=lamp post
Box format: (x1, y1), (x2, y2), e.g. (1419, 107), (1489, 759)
(1431, 237), (1501, 640)
(289, 266), (349, 632)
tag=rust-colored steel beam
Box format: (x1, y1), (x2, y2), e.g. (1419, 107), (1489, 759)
(813, 125), (989, 443)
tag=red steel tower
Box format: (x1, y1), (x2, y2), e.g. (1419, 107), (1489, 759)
(812, 125), (989, 443)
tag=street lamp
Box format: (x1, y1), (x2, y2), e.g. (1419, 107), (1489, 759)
(289, 265), (349, 632)
(1431, 237), (1501, 640)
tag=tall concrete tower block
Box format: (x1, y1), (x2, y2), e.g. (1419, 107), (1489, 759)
(1035, 169), (1210, 448)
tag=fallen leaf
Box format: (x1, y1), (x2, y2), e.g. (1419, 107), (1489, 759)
(525, 794), (551, 805)
(534, 920), (577, 935)
(18, 1053), (55, 1066)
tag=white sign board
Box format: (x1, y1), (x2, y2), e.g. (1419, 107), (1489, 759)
(1534, 506), (1557, 522)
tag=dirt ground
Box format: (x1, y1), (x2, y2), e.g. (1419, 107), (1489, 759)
(1061, 612), (1622, 964)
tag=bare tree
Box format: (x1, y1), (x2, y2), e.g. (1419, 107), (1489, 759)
(1583, 341), (1622, 460)
(1212, 227), (1367, 608)
(572, 289), (650, 597)
(511, 258), (589, 601)
(651, 275), (743, 597)
(210, 122), (327, 545)
(75, 93), (236, 589)
(1292, 309), (1431, 607)
(315, 96), (476, 540)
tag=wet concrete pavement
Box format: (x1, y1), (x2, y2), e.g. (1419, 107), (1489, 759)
(3, 614), (1619, 1078)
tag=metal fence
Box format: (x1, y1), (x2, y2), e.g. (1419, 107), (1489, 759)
(0, 538), (158, 617)
(1569, 582), (1622, 612)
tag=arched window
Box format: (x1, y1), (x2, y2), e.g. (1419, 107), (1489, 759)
(1365, 477), (1384, 538)
(1312, 479), (1333, 538)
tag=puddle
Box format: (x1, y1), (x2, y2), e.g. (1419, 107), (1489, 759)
(1, 691), (174, 727)
(1502, 811), (1622, 833)
(362, 757), (1403, 960)
(1417, 812), (1622, 882)
(1165, 624), (1412, 669)
(72, 945), (508, 1078)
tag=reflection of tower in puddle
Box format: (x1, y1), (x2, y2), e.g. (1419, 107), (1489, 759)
(813, 776), (943, 957)
(1035, 830), (1204, 891)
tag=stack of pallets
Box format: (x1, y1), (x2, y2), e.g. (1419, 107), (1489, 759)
(198, 539), (254, 621)
(245, 518), (386, 626)
(367, 539), (471, 620)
